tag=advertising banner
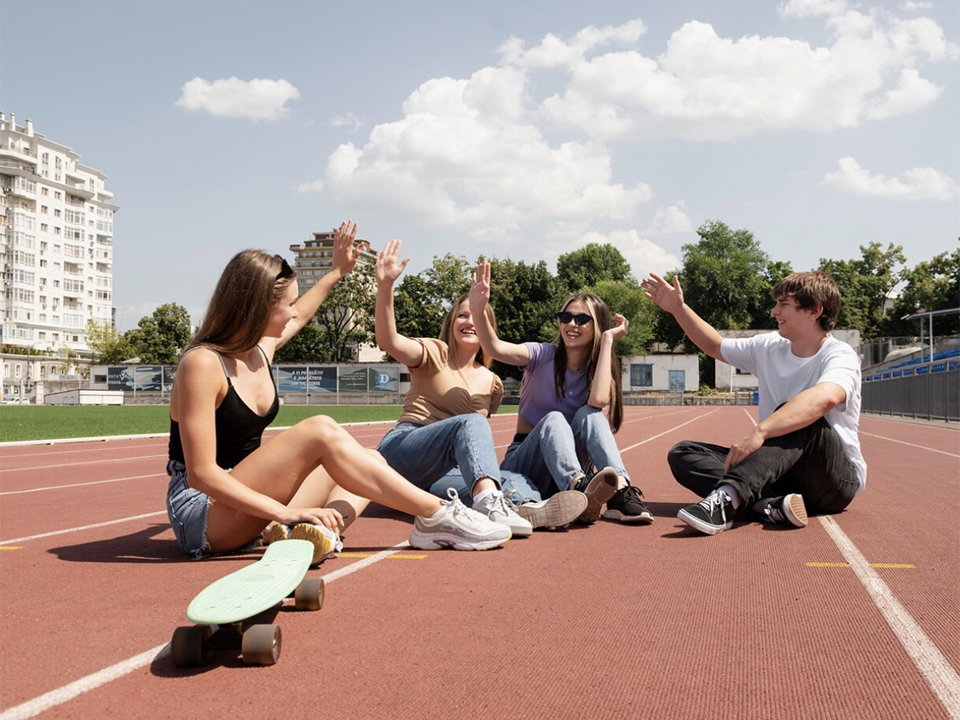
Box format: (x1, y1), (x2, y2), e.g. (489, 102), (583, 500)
(368, 367), (399, 392)
(339, 367), (368, 392)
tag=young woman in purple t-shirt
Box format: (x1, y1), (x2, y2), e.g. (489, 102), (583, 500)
(467, 262), (654, 525)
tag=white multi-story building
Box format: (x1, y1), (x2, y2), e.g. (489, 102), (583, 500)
(1, 112), (117, 401)
(288, 229), (377, 292)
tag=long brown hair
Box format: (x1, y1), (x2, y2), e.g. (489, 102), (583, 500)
(438, 293), (497, 369)
(184, 250), (296, 357)
(552, 292), (623, 432)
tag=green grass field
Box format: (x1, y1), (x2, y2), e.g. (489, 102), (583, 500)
(0, 404), (518, 443)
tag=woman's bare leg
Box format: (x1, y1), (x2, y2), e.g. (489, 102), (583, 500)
(206, 416), (441, 551)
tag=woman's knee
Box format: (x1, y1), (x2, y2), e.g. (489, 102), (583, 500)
(299, 414), (346, 443)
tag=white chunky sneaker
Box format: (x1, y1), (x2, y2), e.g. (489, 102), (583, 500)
(472, 490), (533, 538)
(409, 488), (512, 551)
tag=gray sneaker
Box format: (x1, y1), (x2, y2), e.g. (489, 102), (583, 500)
(410, 488), (512, 550)
(473, 491), (533, 538)
(290, 523), (343, 566)
(516, 491), (589, 530)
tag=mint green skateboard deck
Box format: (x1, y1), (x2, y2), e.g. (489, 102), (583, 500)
(171, 540), (325, 666)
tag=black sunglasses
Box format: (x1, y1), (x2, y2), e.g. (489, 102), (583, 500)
(557, 311), (593, 326)
(274, 255), (295, 280)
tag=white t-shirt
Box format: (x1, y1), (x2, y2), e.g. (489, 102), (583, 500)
(721, 332), (867, 492)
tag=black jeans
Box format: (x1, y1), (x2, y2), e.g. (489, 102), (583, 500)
(667, 417), (859, 516)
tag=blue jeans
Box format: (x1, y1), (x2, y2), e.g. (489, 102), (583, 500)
(667, 417), (859, 515)
(432, 405), (630, 505)
(377, 414), (502, 493)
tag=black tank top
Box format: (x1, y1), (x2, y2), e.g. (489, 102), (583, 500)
(167, 346), (280, 470)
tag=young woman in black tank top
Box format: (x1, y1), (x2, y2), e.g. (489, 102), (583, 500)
(166, 221), (510, 560)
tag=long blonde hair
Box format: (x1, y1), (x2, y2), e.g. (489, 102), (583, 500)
(438, 293), (497, 369)
(553, 292), (623, 432)
(185, 250), (296, 357)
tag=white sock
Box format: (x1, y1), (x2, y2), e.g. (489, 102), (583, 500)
(718, 484), (742, 510)
(473, 488), (496, 504)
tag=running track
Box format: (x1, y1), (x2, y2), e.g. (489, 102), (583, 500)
(1, 407), (958, 719)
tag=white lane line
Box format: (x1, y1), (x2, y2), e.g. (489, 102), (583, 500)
(739, 412), (960, 717)
(0, 644), (171, 720)
(0, 540), (410, 720)
(819, 516), (960, 720)
(1, 454), (166, 473)
(0, 511), (166, 545)
(619, 409), (719, 453)
(860, 431), (960, 458)
(0, 473), (165, 496)
(0, 442), (164, 460)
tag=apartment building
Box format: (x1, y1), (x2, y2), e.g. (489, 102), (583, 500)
(288, 229), (382, 362)
(287, 229), (377, 291)
(1, 112), (117, 400)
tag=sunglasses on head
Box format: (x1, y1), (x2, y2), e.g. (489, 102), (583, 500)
(274, 255), (295, 280)
(557, 311), (593, 326)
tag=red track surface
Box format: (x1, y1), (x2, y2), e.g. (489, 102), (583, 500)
(1, 407), (958, 719)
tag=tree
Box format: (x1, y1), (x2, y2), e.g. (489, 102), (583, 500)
(588, 279), (655, 358)
(654, 220), (782, 353)
(392, 253), (474, 342)
(879, 245), (960, 337)
(273, 321), (331, 363)
(85, 319), (136, 364)
(557, 243), (634, 293)
(485, 257), (561, 379)
(819, 242), (906, 339)
(315, 262), (376, 362)
(127, 303), (192, 364)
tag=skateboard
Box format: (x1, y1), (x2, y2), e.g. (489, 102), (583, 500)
(170, 539), (324, 667)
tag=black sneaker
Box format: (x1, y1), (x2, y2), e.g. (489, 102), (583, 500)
(677, 489), (733, 535)
(602, 485), (653, 524)
(754, 494), (808, 528)
(573, 467), (619, 524)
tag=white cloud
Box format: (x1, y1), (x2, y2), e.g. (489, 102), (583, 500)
(535, 7), (957, 140)
(297, 179), (324, 194)
(822, 157), (959, 200)
(330, 112), (364, 131)
(899, 1), (934, 10)
(643, 203), (694, 236)
(318, 67), (652, 240)
(579, 230), (681, 280)
(176, 77), (300, 121)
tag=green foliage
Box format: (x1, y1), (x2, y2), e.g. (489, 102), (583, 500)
(654, 220), (786, 354)
(315, 261), (377, 362)
(274, 321), (331, 363)
(557, 243), (634, 293)
(85, 319), (137, 363)
(392, 253), (474, 342)
(126, 303), (192, 364)
(819, 242), (906, 339)
(588, 279), (655, 358)
(879, 245), (960, 337)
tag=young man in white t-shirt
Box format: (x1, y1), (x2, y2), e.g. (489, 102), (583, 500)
(641, 270), (866, 535)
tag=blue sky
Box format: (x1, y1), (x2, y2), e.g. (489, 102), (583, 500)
(3, 0), (957, 330)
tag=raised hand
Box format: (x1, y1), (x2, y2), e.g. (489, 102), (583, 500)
(331, 220), (360, 277)
(604, 312), (630, 342)
(469, 262), (492, 313)
(376, 237), (410, 287)
(641, 272), (684, 314)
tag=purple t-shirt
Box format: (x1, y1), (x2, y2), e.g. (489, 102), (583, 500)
(518, 342), (589, 426)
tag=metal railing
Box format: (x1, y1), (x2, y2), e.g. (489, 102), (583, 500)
(862, 361), (959, 421)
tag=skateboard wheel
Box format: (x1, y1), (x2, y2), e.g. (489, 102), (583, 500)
(242, 624), (281, 665)
(294, 578), (324, 611)
(171, 625), (212, 667)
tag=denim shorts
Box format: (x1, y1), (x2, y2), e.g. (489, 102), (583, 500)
(165, 460), (260, 559)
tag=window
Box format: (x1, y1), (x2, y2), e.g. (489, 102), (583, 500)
(630, 363), (653, 388)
